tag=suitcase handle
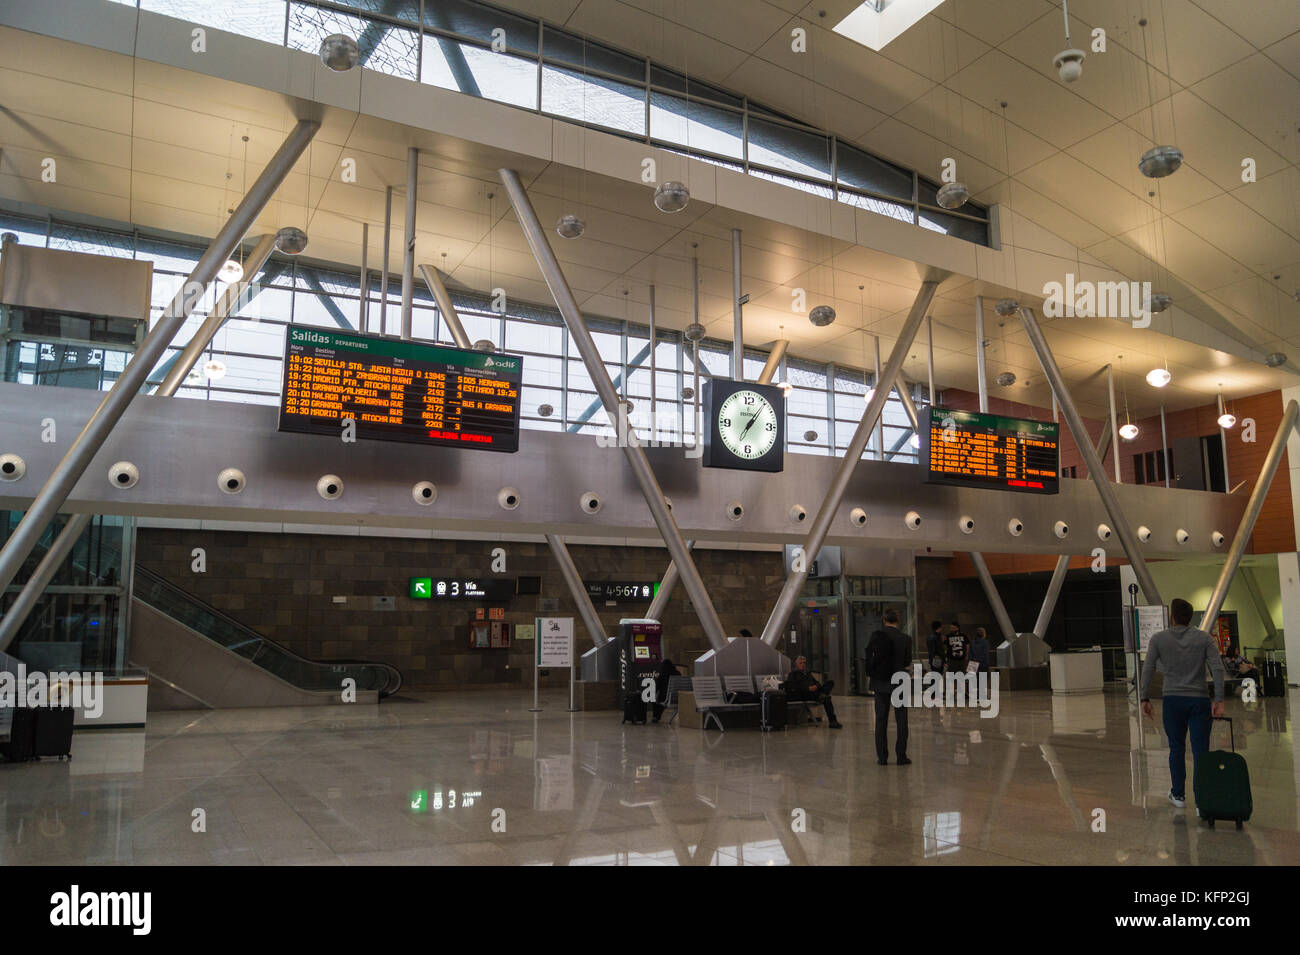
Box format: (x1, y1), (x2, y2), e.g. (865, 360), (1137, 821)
(1213, 715), (1234, 752)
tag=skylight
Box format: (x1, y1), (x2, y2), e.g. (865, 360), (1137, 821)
(832, 0), (946, 51)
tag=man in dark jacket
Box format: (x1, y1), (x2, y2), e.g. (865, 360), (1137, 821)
(970, 627), (991, 673)
(866, 608), (911, 765)
(945, 621), (969, 673)
(926, 620), (945, 673)
(782, 657), (842, 728)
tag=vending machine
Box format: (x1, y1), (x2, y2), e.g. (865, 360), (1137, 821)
(617, 618), (663, 699)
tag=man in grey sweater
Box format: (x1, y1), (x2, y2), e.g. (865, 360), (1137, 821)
(1140, 598), (1226, 809)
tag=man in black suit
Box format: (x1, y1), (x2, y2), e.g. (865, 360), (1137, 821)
(866, 608), (911, 766)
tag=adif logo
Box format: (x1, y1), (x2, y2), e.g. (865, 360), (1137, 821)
(50, 885), (151, 935)
(1042, 274), (1153, 328)
(483, 357), (496, 368)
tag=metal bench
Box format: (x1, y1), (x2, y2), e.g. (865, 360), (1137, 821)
(692, 676), (759, 731)
(663, 674), (692, 724)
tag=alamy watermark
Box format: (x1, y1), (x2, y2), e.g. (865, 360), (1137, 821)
(1042, 275), (1154, 328)
(0, 665), (104, 719)
(890, 666), (1000, 718)
(595, 405), (703, 458)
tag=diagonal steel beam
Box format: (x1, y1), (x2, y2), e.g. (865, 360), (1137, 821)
(0, 119), (319, 621)
(1202, 399), (1299, 627)
(970, 552), (1017, 644)
(1033, 554), (1071, 640)
(760, 276), (943, 645)
(1019, 305), (1161, 605)
(418, 262), (471, 348)
(499, 168), (728, 651)
(568, 340), (653, 433)
(546, 534), (609, 648)
(1240, 567), (1279, 642)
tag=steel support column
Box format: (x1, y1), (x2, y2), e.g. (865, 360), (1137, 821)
(759, 340), (788, 386)
(760, 277), (943, 646)
(1019, 306), (1161, 605)
(1160, 404), (1170, 488)
(970, 551), (1017, 644)
(732, 229), (743, 379)
(499, 168), (728, 651)
(1203, 400), (1299, 627)
(380, 185), (392, 335)
(400, 147), (417, 341)
(545, 534), (609, 648)
(873, 336), (884, 460)
(975, 297), (988, 413)
(645, 540), (694, 621)
(649, 284), (657, 417)
(1095, 417), (1112, 463)
(0, 118), (319, 617)
(1106, 363), (1120, 483)
(359, 221), (369, 333)
(1240, 567), (1279, 642)
(926, 313), (935, 407)
(1033, 554), (1071, 639)
(1218, 394), (1232, 491)
(894, 375), (920, 431)
(417, 263), (470, 348)
(0, 514), (91, 650)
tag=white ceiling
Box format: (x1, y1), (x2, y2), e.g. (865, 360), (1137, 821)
(0, 2), (1297, 422)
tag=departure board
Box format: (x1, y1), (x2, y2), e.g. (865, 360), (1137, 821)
(278, 326), (522, 452)
(923, 407), (1059, 494)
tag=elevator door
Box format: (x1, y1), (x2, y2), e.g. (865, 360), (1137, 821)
(793, 598), (840, 686)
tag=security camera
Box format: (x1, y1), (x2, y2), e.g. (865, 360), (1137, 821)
(1008, 518), (1024, 537)
(498, 487), (521, 510)
(580, 491), (602, 514)
(1097, 523), (1112, 542)
(958, 515), (975, 534)
(1137, 525), (1152, 543)
(218, 468), (246, 495)
(317, 474), (344, 500)
(412, 481), (438, 506)
(0, 453), (25, 482)
(904, 511), (922, 530)
(1054, 520), (1070, 539)
(789, 504), (807, 524)
(1211, 530), (1226, 548)
(1053, 48), (1085, 83)
(850, 507), (868, 527)
(109, 461), (139, 489)
(1175, 528), (1190, 545)
(726, 501), (744, 522)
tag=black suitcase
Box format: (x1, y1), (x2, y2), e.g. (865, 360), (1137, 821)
(33, 706), (74, 760)
(1193, 717), (1252, 829)
(1262, 653), (1285, 697)
(1, 707), (38, 763)
(622, 692), (647, 725)
(760, 690), (788, 732)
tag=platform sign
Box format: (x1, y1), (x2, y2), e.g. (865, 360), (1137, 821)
(536, 617), (574, 668)
(278, 325), (523, 452)
(586, 581), (658, 602)
(923, 407), (1059, 494)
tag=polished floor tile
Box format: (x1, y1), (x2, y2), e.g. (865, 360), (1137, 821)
(1, 687), (1294, 865)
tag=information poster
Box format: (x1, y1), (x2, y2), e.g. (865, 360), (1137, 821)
(1136, 605), (1167, 655)
(536, 617), (574, 668)
(514, 624), (535, 641)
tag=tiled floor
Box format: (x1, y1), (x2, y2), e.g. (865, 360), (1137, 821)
(1, 687), (1295, 865)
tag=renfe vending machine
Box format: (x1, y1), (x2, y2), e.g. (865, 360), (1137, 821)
(617, 618), (663, 699)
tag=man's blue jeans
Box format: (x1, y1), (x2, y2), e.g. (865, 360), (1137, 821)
(1162, 695), (1212, 799)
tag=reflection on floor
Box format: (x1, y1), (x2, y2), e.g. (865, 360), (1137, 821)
(0, 687), (1295, 865)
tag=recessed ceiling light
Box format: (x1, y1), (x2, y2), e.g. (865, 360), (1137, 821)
(831, 0), (946, 52)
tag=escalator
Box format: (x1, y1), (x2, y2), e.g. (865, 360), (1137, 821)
(4, 515), (402, 705)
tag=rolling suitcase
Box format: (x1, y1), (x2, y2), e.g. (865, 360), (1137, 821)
(760, 690), (788, 732)
(0, 707), (38, 763)
(622, 692), (647, 725)
(1193, 717), (1252, 829)
(1262, 652), (1285, 697)
(33, 705), (74, 760)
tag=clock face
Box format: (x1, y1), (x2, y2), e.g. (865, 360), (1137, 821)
(717, 390), (779, 460)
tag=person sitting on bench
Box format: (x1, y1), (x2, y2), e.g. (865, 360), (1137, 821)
(781, 656), (842, 729)
(1222, 645), (1258, 682)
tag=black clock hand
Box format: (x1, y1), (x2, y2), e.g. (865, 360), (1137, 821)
(738, 410), (760, 440)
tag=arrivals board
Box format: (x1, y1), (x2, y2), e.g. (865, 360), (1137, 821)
(278, 326), (523, 452)
(922, 407), (1060, 494)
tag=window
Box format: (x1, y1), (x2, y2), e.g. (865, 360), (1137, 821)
(542, 66), (645, 135)
(747, 117), (832, 181)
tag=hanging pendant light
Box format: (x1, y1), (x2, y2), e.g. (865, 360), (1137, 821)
(1139, 145), (1183, 179)
(996, 371), (1016, 387)
(1146, 366), (1171, 388)
(809, 305), (836, 327)
(1265, 352), (1288, 368)
(218, 259), (243, 283)
(555, 214), (585, 239)
(203, 359), (227, 381)
(319, 34), (361, 71)
(653, 181), (690, 213)
(935, 181), (969, 210)
(1119, 421), (1139, 441)
(1217, 391), (1235, 429)
(684, 322), (705, 342)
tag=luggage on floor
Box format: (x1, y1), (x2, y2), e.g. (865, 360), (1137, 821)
(1262, 652), (1285, 697)
(1193, 717), (1252, 829)
(622, 692), (648, 725)
(33, 705), (74, 760)
(760, 690), (788, 732)
(0, 707), (38, 763)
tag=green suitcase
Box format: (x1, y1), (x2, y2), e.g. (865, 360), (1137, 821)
(1193, 717), (1252, 829)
